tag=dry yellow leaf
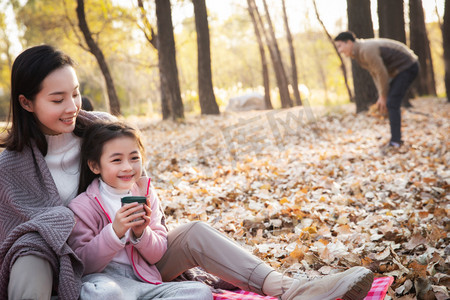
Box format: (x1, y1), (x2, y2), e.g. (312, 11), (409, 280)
(279, 197), (289, 204)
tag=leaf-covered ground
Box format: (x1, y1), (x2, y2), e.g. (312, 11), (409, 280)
(131, 97), (449, 300)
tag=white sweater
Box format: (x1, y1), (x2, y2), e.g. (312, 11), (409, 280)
(99, 179), (133, 265)
(45, 133), (82, 206)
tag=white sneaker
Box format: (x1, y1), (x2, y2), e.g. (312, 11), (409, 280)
(281, 266), (374, 300)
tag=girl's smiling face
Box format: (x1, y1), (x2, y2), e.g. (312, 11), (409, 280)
(89, 136), (143, 190)
(19, 66), (81, 135)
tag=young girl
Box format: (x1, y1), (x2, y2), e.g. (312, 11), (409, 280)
(0, 44), (373, 300)
(67, 121), (212, 299)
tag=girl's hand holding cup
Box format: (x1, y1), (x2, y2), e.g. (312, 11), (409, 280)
(131, 200), (152, 239)
(112, 196), (147, 239)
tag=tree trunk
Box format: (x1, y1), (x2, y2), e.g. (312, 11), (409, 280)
(378, 0), (406, 43)
(156, 0), (184, 120)
(409, 0), (437, 96)
(76, 0), (121, 115)
(137, 0), (172, 119)
(377, 0), (413, 107)
(247, 0), (272, 109)
(192, 0), (220, 115)
(347, 0), (378, 113)
(444, 0), (450, 102)
(261, 0), (292, 108)
(312, 0), (353, 102)
(253, 2), (287, 109)
(281, 0), (302, 106)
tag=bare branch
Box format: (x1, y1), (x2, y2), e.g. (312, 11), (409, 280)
(312, 0), (353, 101)
(137, 0), (157, 49)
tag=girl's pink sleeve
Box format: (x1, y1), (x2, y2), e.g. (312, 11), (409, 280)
(68, 200), (124, 274)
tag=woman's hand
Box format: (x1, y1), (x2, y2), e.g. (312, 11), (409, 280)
(112, 202), (146, 239)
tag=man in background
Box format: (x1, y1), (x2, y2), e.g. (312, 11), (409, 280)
(334, 31), (419, 150)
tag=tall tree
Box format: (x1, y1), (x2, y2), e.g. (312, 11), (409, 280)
(378, 0), (406, 43)
(136, 0), (170, 119)
(312, 0), (353, 102)
(253, 1), (290, 108)
(347, 0), (378, 112)
(76, 0), (121, 115)
(281, 0), (302, 106)
(444, 0), (450, 102)
(247, 0), (272, 109)
(192, 0), (220, 115)
(142, 0), (184, 120)
(261, 0), (292, 108)
(409, 0), (437, 96)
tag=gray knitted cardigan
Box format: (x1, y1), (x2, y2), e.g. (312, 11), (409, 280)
(0, 111), (111, 300)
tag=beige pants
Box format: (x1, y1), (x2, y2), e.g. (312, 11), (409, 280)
(156, 221), (273, 294)
(9, 221), (273, 297)
(8, 255), (53, 300)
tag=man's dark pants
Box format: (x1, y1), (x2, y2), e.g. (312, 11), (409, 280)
(387, 62), (419, 144)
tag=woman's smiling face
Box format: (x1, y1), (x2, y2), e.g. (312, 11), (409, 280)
(20, 66), (81, 135)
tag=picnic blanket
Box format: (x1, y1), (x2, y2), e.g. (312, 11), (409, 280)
(212, 277), (394, 300)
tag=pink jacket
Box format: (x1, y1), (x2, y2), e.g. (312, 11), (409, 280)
(67, 177), (167, 284)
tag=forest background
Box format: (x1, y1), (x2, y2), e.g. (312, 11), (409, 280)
(0, 1), (449, 299)
(0, 0), (447, 120)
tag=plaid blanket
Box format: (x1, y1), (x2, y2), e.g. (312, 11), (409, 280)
(364, 276), (394, 300)
(213, 277), (394, 300)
